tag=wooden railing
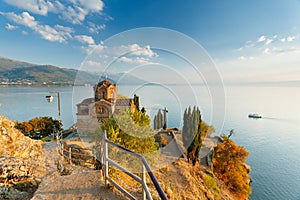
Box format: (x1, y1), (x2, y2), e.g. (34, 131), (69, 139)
(56, 141), (98, 168)
(55, 130), (167, 199)
(103, 131), (168, 200)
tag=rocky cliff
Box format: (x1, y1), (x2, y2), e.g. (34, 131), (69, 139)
(0, 116), (47, 199)
(0, 115), (251, 199)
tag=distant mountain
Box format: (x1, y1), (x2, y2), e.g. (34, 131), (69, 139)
(0, 56), (97, 85)
(0, 56), (149, 86)
(0, 56), (34, 71)
(99, 73), (147, 85)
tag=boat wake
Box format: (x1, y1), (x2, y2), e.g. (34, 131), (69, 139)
(261, 117), (280, 120)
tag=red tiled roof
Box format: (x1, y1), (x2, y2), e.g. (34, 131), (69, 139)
(96, 80), (115, 88)
(115, 98), (132, 107)
(99, 99), (113, 105)
(78, 98), (94, 105)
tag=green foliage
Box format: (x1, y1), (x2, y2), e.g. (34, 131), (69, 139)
(200, 121), (215, 138)
(0, 56), (34, 71)
(101, 109), (158, 154)
(212, 139), (251, 199)
(133, 94), (140, 111)
(203, 174), (221, 200)
(15, 116), (62, 139)
(187, 121), (202, 165)
(117, 94), (129, 99)
(182, 106), (202, 165)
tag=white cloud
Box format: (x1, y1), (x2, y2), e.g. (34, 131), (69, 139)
(5, 23), (18, 30)
(287, 36), (295, 42)
(79, 43), (159, 68)
(119, 56), (156, 65)
(118, 44), (158, 58)
(2, 12), (38, 28)
(21, 30), (28, 35)
(1, 12), (73, 43)
(77, 0), (104, 11)
(258, 35), (266, 42)
(2, 0), (60, 16)
(37, 24), (71, 42)
(280, 36), (296, 43)
(79, 44), (104, 54)
(60, 5), (88, 24)
(3, 0), (105, 25)
(218, 49), (300, 83)
(236, 33), (300, 61)
(88, 22), (105, 33)
(75, 35), (95, 45)
(263, 48), (270, 54)
(265, 39), (273, 45)
(280, 38), (286, 42)
(59, 0), (105, 24)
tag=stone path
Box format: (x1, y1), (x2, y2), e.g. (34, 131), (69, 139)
(32, 141), (127, 200)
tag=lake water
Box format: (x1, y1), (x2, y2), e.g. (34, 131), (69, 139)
(0, 85), (300, 199)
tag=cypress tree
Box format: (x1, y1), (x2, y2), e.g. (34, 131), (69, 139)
(153, 109), (164, 130)
(182, 106), (203, 165)
(154, 115), (157, 129)
(133, 94), (140, 111)
(157, 109), (163, 129)
(182, 108), (189, 148)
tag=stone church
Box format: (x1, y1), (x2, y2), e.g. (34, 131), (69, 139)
(76, 79), (135, 133)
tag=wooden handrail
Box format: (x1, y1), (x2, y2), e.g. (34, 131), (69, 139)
(103, 131), (168, 200)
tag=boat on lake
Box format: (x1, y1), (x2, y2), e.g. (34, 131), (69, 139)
(248, 113), (262, 119)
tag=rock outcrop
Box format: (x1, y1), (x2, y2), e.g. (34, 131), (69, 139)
(0, 116), (46, 199)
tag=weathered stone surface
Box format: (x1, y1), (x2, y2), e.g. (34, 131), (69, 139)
(0, 116), (43, 160)
(0, 116), (47, 199)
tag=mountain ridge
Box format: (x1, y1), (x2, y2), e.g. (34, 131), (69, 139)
(0, 56), (146, 86)
(0, 56), (35, 71)
(0, 56), (97, 85)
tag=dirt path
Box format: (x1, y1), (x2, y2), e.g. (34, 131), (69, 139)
(32, 141), (127, 200)
(32, 171), (126, 200)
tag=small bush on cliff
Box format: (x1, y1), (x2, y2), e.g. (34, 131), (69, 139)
(212, 137), (251, 199)
(203, 174), (221, 200)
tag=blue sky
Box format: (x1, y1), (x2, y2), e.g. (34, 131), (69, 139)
(0, 0), (300, 83)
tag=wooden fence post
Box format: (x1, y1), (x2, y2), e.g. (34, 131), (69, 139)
(103, 131), (108, 185)
(142, 162), (146, 200)
(69, 147), (72, 164)
(61, 143), (64, 161)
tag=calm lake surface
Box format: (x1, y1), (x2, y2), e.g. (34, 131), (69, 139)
(0, 85), (299, 199)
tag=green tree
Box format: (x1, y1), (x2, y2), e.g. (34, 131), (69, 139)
(182, 106), (202, 165)
(153, 109), (163, 130)
(133, 94), (140, 111)
(17, 121), (33, 134)
(101, 109), (158, 153)
(212, 138), (251, 199)
(15, 116), (62, 139)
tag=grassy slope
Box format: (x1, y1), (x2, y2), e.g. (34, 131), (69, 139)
(0, 56), (98, 85)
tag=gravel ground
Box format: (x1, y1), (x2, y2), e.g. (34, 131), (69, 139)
(31, 141), (127, 200)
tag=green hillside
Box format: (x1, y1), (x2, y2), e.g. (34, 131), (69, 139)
(0, 56), (97, 85)
(0, 56), (34, 71)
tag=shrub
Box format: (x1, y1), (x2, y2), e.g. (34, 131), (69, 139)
(212, 138), (251, 199)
